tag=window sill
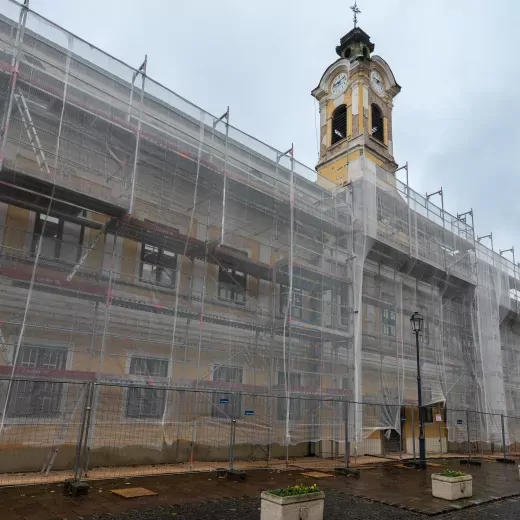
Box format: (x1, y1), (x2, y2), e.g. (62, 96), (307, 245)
(217, 297), (246, 307)
(328, 136), (350, 152)
(368, 135), (388, 148)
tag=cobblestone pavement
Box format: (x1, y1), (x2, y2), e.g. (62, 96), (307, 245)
(86, 491), (520, 520)
(1, 460), (518, 519)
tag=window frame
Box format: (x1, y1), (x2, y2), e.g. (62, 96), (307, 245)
(7, 344), (68, 419)
(280, 285), (303, 320)
(32, 212), (85, 262)
(331, 104), (347, 146)
(422, 406), (434, 424)
(218, 266), (247, 305)
(125, 356), (169, 419)
(139, 242), (177, 287)
(381, 304), (396, 337)
(371, 103), (384, 143)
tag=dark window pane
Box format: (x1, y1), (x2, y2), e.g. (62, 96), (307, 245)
(331, 105), (347, 145)
(371, 104), (384, 142)
(8, 345), (67, 417)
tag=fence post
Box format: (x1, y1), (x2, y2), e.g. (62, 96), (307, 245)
(266, 396), (271, 463)
(73, 383), (91, 482)
(501, 414), (507, 461)
(466, 409), (471, 462)
(78, 381), (95, 481)
(229, 419), (236, 471)
(344, 401), (350, 468)
(438, 418), (442, 454)
(411, 405), (416, 463)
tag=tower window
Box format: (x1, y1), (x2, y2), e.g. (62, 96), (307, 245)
(331, 104), (347, 145)
(371, 104), (384, 143)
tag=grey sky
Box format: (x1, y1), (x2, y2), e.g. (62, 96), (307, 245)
(29, 0), (520, 254)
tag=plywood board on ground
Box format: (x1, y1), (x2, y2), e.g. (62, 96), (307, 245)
(111, 487), (158, 498)
(301, 471), (333, 478)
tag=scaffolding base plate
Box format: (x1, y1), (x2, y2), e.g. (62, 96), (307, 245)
(227, 469), (246, 481)
(64, 480), (89, 496)
(334, 467), (360, 478)
(460, 459), (482, 467)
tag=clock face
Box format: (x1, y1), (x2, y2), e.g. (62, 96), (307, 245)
(331, 72), (347, 95)
(371, 71), (384, 94)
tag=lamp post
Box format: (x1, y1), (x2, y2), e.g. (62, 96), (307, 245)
(410, 311), (426, 469)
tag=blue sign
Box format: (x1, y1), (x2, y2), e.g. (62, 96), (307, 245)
(244, 410), (254, 416)
(220, 398), (229, 404)
(401, 417), (406, 422)
(457, 419), (463, 425)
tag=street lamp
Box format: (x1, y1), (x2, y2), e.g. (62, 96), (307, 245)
(410, 311), (426, 469)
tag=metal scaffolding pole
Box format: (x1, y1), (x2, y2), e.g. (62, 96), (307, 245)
(426, 188), (446, 271)
(215, 107), (230, 245)
(128, 55), (147, 215)
(283, 144), (294, 466)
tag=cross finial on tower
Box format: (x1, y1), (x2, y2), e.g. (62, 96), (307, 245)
(350, 1), (361, 28)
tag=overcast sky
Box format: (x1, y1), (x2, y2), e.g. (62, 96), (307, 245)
(26, 0), (520, 255)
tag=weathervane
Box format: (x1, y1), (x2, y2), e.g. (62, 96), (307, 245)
(350, 1), (361, 28)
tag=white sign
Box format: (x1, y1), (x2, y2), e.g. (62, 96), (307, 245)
(435, 414), (442, 422)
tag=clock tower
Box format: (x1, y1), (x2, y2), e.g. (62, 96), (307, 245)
(311, 26), (401, 185)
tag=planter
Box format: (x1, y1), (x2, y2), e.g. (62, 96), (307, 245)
(261, 490), (325, 520)
(431, 474), (472, 501)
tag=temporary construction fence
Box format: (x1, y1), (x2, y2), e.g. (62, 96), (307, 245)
(0, 0), (520, 491)
(0, 378), (519, 486)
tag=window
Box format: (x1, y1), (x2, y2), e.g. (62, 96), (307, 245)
(419, 314), (430, 345)
(32, 212), (84, 262)
(280, 286), (303, 319)
(371, 104), (384, 143)
(422, 406), (434, 424)
(218, 267), (246, 304)
(331, 105), (347, 145)
(140, 243), (177, 286)
(126, 357), (168, 418)
(339, 287), (349, 326)
(212, 366), (243, 418)
(277, 372), (302, 420)
(381, 305), (396, 337)
(8, 345), (67, 417)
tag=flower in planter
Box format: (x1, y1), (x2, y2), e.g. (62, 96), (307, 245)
(268, 483), (320, 497)
(439, 470), (468, 478)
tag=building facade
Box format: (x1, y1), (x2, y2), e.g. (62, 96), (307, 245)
(0, 2), (518, 473)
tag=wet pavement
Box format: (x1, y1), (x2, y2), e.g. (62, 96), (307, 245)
(323, 458), (520, 514)
(0, 458), (517, 519)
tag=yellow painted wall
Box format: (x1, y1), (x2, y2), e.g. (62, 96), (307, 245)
(4, 205), (29, 250)
(317, 150), (361, 185)
(365, 151), (384, 167)
(402, 406), (447, 441)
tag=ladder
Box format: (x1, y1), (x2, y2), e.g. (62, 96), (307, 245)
(14, 88), (51, 177)
(0, 325), (11, 364)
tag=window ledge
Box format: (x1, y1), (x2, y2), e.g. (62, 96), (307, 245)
(328, 136), (350, 152)
(368, 135), (388, 148)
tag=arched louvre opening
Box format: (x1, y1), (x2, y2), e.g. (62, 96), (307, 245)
(371, 104), (384, 143)
(331, 105), (347, 145)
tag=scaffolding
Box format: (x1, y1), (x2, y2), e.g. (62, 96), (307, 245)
(0, 0), (519, 478)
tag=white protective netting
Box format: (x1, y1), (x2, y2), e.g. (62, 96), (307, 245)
(0, 0), (518, 476)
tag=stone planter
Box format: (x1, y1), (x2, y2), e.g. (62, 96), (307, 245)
(431, 473), (472, 501)
(261, 490), (325, 520)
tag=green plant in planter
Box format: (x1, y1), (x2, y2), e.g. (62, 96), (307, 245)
(269, 483), (320, 497)
(440, 469), (468, 478)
